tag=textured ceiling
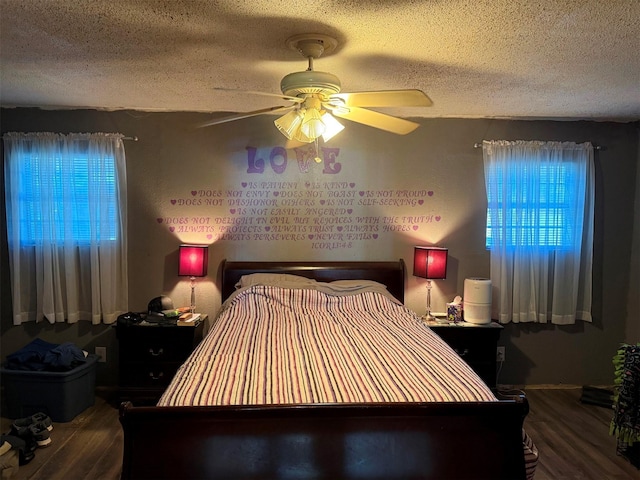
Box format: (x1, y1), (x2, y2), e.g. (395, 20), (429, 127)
(1, 0), (639, 122)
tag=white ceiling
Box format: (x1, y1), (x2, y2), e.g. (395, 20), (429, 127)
(1, 0), (639, 122)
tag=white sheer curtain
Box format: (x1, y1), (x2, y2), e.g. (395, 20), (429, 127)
(482, 140), (594, 325)
(3, 132), (128, 325)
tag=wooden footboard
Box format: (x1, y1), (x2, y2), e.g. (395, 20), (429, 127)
(120, 392), (528, 480)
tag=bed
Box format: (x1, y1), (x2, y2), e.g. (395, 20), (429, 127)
(119, 260), (535, 479)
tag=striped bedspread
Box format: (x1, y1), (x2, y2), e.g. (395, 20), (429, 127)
(158, 285), (496, 406)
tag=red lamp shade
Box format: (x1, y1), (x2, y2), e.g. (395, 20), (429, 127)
(178, 245), (209, 277)
(413, 246), (448, 280)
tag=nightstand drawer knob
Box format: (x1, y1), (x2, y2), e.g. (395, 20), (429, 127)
(455, 348), (469, 357)
(149, 372), (164, 380)
(148, 347), (164, 356)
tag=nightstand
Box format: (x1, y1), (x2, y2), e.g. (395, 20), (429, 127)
(427, 321), (503, 389)
(116, 316), (205, 404)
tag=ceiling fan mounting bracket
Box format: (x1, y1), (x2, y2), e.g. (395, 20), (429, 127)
(285, 34), (338, 59)
(281, 34), (341, 98)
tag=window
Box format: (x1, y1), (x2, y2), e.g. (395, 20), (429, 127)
(482, 140), (594, 325)
(17, 152), (117, 245)
(485, 162), (580, 250)
(3, 132), (128, 325)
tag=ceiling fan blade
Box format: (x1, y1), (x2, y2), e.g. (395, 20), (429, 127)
(330, 89), (432, 108)
(198, 105), (296, 128)
(211, 87), (304, 104)
(332, 106), (420, 135)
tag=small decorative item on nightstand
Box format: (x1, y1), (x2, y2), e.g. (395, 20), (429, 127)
(446, 297), (463, 323)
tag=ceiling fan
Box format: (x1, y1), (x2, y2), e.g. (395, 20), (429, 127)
(200, 34), (432, 144)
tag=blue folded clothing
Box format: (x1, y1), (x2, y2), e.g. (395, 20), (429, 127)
(4, 338), (87, 371)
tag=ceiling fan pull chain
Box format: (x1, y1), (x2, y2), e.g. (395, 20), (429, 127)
(313, 138), (322, 163)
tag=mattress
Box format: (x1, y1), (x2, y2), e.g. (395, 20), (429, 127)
(158, 282), (496, 407)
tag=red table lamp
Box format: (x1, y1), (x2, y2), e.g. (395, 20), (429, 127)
(178, 245), (209, 314)
(413, 246), (448, 320)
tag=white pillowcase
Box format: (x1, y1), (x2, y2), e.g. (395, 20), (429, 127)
(236, 273), (317, 289)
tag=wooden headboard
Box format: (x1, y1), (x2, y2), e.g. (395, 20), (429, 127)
(220, 259), (406, 303)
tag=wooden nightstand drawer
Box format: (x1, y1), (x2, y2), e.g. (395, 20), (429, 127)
(119, 361), (183, 385)
(441, 339), (494, 362)
(428, 322), (503, 388)
(119, 336), (195, 361)
(116, 318), (205, 403)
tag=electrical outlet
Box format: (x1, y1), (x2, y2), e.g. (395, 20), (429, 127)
(496, 346), (505, 362)
(95, 346), (107, 363)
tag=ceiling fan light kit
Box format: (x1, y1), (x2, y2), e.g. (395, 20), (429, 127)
(203, 34), (432, 146)
(320, 111), (345, 142)
(300, 102), (325, 139)
(274, 109), (304, 139)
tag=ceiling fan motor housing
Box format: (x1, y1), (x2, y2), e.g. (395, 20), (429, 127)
(280, 70), (341, 98)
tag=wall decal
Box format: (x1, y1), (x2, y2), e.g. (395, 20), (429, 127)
(157, 146), (445, 249)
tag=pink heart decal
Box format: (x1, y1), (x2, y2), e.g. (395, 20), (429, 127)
(265, 226), (271, 231)
(412, 225), (419, 231)
(169, 226), (175, 232)
(359, 191), (365, 197)
(373, 234), (378, 239)
(191, 191), (197, 197)
(349, 183), (356, 188)
(206, 234), (213, 240)
(273, 192), (279, 197)
(241, 182), (247, 188)
(170, 199), (176, 205)
(230, 209), (236, 214)
(308, 235), (314, 240)
(156, 218), (163, 223)
(435, 216), (441, 222)
(428, 191), (434, 196)
(347, 209), (353, 214)
(337, 226), (343, 231)
(320, 200), (326, 205)
(418, 199), (424, 205)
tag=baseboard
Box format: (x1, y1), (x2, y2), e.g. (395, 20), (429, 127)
(498, 384), (615, 390)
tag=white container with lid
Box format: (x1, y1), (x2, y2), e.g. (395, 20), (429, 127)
(463, 278), (492, 324)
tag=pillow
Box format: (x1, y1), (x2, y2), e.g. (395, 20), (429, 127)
(329, 279), (389, 290)
(318, 279), (401, 305)
(236, 273), (318, 289)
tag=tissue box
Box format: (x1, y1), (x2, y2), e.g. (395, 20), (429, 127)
(447, 303), (463, 323)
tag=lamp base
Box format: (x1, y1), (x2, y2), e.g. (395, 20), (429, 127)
(422, 313), (448, 324)
(190, 277), (196, 314)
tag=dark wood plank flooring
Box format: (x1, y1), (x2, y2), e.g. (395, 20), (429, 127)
(1, 387), (638, 479)
(523, 387), (638, 480)
(1, 389), (122, 480)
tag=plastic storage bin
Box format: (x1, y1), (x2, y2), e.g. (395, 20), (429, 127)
(1, 354), (99, 422)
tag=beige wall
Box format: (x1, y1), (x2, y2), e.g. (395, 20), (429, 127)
(1, 108), (638, 386)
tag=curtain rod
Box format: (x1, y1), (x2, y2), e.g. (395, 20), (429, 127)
(474, 142), (601, 150)
(123, 136), (138, 141)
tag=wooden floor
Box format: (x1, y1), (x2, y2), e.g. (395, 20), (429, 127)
(1, 388), (638, 479)
(0, 389), (122, 480)
(523, 388), (638, 480)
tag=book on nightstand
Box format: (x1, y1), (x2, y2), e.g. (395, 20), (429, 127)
(177, 313), (201, 326)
